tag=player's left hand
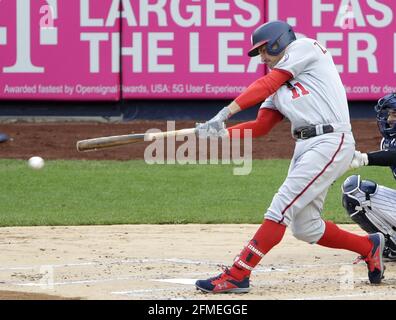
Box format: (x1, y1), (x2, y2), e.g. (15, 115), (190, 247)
(349, 150), (369, 169)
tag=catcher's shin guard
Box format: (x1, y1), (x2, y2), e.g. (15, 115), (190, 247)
(342, 175), (381, 234)
(342, 193), (381, 234)
(342, 175), (396, 257)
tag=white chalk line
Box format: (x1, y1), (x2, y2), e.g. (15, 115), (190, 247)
(8, 268), (282, 288)
(112, 287), (193, 297)
(0, 258), (350, 273)
(254, 276), (370, 288)
(0, 262), (96, 271)
(153, 278), (197, 285)
(0, 258), (224, 272)
(10, 272), (213, 287)
(13, 276), (141, 287)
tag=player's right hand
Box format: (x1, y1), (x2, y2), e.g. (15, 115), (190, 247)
(195, 106), (231, 138)
(195, 122), (228, 138)
(195, 107), (231, 131)
(349, 150), (369, 169)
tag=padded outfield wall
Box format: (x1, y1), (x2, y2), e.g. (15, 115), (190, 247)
(0, 0), (395, 118)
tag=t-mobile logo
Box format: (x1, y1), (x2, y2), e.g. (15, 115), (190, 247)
(0, 0), (58, 73)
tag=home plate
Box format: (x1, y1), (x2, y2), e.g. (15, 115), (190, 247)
(152, 278), (197, 285)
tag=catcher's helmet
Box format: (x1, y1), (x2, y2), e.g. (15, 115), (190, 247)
(375, 93), (396, 139)
(248, 20), (296, 57)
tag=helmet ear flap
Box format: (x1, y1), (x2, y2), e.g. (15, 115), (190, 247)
(270, 42), (279, 52)
(265, 39), (280, 56)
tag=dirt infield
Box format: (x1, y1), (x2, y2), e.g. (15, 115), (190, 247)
(1, 224), (396, 300)
(0, 119), (392, 300)
(0, 119), (382, 160)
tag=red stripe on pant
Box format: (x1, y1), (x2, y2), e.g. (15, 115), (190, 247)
(279, 133), (345, 224)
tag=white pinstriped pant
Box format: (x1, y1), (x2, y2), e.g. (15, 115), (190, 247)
(351, 184), (396, 244)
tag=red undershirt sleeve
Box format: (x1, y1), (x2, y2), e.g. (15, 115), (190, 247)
(227, 108), (284, 138)
(235, 69), (292, 110)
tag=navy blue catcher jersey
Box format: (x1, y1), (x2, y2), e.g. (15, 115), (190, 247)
(381, 137), (396, 180)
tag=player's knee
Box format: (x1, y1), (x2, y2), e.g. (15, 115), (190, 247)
(292, 224), (325, 244)
(292, 230), (320, 243)
(291, 217), (325, 244)
(292, 231), (311, 243)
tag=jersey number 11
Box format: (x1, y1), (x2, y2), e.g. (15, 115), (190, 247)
(291, 82), (310, 100)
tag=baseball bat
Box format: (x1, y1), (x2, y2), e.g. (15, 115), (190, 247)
(76, 128), (197, 152)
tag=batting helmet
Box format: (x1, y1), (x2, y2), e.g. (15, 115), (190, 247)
(375, 93), (396, 139)
(248, 20), (296, 57)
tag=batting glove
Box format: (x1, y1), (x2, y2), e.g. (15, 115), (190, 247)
(349, 150), (369, 169)
(195, 121), (228, 138)
(195, 107), (232, 132)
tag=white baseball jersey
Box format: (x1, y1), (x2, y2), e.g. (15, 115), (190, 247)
(260, 38), (356, 243)
(261, 38), (351, 134)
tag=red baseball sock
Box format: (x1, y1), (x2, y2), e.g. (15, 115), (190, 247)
(317, 220), (372, 256)
(229, 219), (286, 280)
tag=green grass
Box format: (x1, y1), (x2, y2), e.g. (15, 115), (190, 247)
(0, 159), (394, 226)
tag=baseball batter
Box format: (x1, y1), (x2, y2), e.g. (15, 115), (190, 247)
(195, 21), (385, 294)
(343, 93), (396, 260)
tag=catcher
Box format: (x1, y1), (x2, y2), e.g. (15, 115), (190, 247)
(343, 93), (396, 260)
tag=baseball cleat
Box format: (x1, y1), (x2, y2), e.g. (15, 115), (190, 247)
(195, 267), (250, 294)
(355, 232), (385, 284)
(383, 247), (396, 262)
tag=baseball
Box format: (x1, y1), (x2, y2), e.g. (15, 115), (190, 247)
(28, 156), (45, 170)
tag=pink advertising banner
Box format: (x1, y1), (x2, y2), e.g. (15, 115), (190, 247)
(0, 0), (120, 100)
(2, 1), (394, 101)
(121, 0), (266, 99)
(269, 0), (396, 100)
